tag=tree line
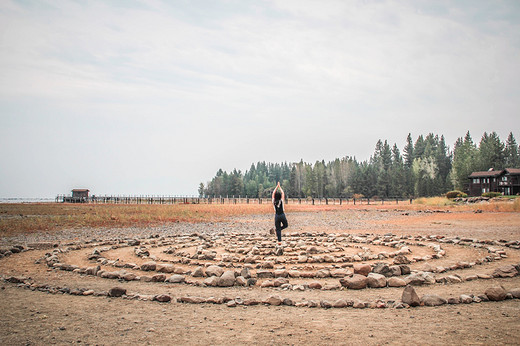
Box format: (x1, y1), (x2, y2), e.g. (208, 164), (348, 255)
(199, 131), (520, 198)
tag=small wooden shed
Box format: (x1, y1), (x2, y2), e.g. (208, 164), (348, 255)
(72, 189), (90, 199)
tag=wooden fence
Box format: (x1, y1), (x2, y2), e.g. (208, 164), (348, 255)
(56, 195), (413, 205)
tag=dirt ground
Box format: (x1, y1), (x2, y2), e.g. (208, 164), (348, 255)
(1, 205), (519, 345)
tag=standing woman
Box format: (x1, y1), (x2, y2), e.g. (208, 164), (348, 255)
(272, 182), (288, 245)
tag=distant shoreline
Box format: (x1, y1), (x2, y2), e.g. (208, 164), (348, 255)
(0, 198), (55, 203)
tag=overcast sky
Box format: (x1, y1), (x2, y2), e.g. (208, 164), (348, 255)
(1, 0), (519, 198)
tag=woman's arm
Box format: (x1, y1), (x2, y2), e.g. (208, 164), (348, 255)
(272, 183), (278, 202)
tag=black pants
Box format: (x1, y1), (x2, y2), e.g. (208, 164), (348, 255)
(274, 213), (288, 242)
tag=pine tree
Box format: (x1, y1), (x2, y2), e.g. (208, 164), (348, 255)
(478, 131), (505, 170)
(504, 132), (520, 167)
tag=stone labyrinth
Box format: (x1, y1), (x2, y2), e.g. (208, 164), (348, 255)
(2, 216), (520, 309)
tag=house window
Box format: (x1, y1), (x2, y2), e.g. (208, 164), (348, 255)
(473, 178), (480, 184)
(502, 176), (508, 182)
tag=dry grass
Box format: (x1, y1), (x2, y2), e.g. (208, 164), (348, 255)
(1, 198), (518, 237)
(0, 203), (274, 236)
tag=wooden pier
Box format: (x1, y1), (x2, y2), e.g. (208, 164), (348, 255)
(56, 195), (412, 205)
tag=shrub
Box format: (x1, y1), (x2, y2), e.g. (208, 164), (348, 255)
(482, 192), (502, 198)
(446, 190), (466, 199)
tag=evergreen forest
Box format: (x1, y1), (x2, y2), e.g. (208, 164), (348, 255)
(200, 131), (520, 199)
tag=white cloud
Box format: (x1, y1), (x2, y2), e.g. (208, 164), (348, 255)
(0, 0), (519, 197)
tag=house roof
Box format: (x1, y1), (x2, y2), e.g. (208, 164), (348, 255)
(505, 168), (520, 175)
(72, 189), (90, 192)
(468, 170), (504, 178)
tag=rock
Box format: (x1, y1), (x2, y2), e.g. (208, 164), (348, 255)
(405, 272), (436, 286)
(492, 265), (518, 278)
(421, 294), (447, 306)
(447, 297), (461, 304)
(387, 277), (407, 287)
(444, 275), (463, 284)
(85, 266), (100, 276)
(485, 286), (507, 301)
(257, 270), (274, 278)
(353, 263), (371, 276)
(226, 300), (237, 307)
(83, 290), (95, 296)
(460, 294), (473, 304)
(247, 278), (257, 286)
(352, 300), (366, 309)
(108, 287), (126, 297)
(178, 296), (206, 304)
(7, 276), (27, 284)
(282, 298), (294, 306)
(166, 274), (185, 284)
(218, 271), (236, 287)
(315, 269), (331, 278)
(192, 266), (205, 277)
(393, 255), (410, 265)
(151, 274), (166, 282)
(340, 274), (368, 290)
(373, 263), (391, 277)
(333, 299), (348, 308)
(308, 282), (322, 289)
(121, 273), (137, 281)
(330, 269), (350, 278)
(240, 267), (252, 279)
(367, 273), (387, 288)
(156, 264), (175, 273)
(288, 270), (301, 278)
(320, 300), (332, 309)
(206, 265), (224, 277)
(399, 265), (411, 275)
(275, 247), (284, 256)
(388, 265), (402, 277)
(140, 261), (157, 271)
(509, 288), (520, 299)
(401, 285), (420, 307)
(235, 276), (247, 286)
(243, 299), (260, 306)
(153, 294), (171, 303)
(274, 269), (288, 278)
(261, 280), (274, 288)
(266, 295), (282, 306)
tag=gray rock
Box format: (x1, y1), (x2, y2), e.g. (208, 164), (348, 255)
(353, 263), (371, 276)
(492, 265), (518, 278)
(447, 297), (461, 304)
(509, 288), (520, 299)
(241, 267), (252, 279)
(218, 271), (236, 287)
(153, 294), (171, 303)
(401, 285), (420, 307)
(151, 274), (167, 282)
(192, 266), (205, 277)
(156, 264), (175, 273)
(140, 261), (157, 271)
(460, 294), (473, 304)
(393, 255), (410, 265)
(340, 274), (368, 289)
(205, 265), (224, 277)
(421, 294), (447, 306)
(333, 299), (348, 308)
(367, 273), (387, 288)
(405, 272), (436, 286)
(257, 270), (274, 278)
(266, 295), (282, 306)
(166, 274), (185, 283)
(485, 286), (507, 301)
(387, 277), (407, 287)
(108, 287), (126, 297)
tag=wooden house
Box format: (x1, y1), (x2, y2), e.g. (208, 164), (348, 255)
(468, 168), (520, 196)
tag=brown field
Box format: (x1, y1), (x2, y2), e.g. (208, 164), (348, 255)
(1, 201), (519, 345)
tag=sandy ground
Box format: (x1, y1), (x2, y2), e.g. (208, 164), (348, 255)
(1, 206), (519, 345)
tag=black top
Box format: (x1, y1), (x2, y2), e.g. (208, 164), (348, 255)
(274, 199), (284, 215)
